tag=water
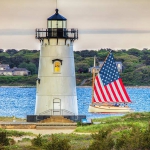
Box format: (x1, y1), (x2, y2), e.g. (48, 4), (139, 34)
(0, 87), (150, 119)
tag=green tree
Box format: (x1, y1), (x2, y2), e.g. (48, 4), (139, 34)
(75, 62), (90, 73)
(19, 62), (37, 74)
(126, 48), (142, 57)
(10, 56), (24, 68)
(5, 49), (18, 56)
(0, 49), (4, 53)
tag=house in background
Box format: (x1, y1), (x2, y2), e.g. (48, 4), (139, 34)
(0, 64), (10, 70)
(89, 61), (123, 73)
(115, 62), (123, 73)
(88, 66), (101, 74)
(11, 67), (30, 76)
(0, 70), (13, 76)
(0, 64), (30, 76)
(99, 61), (123, 73)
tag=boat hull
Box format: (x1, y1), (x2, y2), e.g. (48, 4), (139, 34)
(88, 105), (133, 113)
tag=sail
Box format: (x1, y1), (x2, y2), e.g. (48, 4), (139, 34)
(93, 52), (131, 103)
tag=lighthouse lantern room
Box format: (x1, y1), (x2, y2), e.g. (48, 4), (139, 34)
(35, 9), (78, 116)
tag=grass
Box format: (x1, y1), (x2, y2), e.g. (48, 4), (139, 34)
(2, 134), (92, 150)
(93, 112), (150, 122)
(0, 112), (150, 149)
(0, 129), (35, 137)
(43, 133), (93, 150)
(75, 112), (150, 133)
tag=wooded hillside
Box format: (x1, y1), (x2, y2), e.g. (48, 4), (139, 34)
(0, 48), (150, 86)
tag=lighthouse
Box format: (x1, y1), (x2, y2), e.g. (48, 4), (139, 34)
(35, 9), (78, 116)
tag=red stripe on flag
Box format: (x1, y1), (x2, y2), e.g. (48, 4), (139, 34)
(114, 80), (125, 102)
(96, 76), (107, 102)
(93, 81), (101, 102)
(93, 76), (131, 103)
(108, 83), (119, 102)
(94, 76), (103, 102)
(104, 86), (113, 102)
(119, 78), (131, 102)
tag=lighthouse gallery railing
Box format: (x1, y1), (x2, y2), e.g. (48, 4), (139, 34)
(35, 28), (78, 40)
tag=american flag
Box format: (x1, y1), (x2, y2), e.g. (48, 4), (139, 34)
(93, 52), (131, 103)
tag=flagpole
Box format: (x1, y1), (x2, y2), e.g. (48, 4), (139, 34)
(91, 56), (96, 104)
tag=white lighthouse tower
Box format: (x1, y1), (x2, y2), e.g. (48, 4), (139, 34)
(35, 9), (78, 116)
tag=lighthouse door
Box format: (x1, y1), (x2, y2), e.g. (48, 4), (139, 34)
(53, 98), (61, 115)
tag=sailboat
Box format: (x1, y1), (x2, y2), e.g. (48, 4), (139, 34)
(88, 52), (133, 113)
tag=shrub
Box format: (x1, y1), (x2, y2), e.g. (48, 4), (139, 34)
(115, 124), (150, 150)
(31, 134), (43, 147)
(77, 121), (81, 126)
(44, 135), (71, 150)
(0, 132), (9, 146)
(88, 127), (114, 150)
(9, 138), (16, 145)
(115, 126), (142, 150)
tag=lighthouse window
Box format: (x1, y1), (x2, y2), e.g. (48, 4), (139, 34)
(52, 21), (57, 28)
(57, 21), (63, 28)
(48, 21), (51, 28)
(63, 21), (67, 28)
(54, 61), (61, 73)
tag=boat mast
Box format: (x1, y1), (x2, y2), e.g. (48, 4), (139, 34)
(91, 56), (96, 104)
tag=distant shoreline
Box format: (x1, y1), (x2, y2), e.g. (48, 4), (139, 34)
(1, 85), (150, 88)
(78, 86), (150, 88)
(0, 86), (35, 88)
(126, 86), (150, 88)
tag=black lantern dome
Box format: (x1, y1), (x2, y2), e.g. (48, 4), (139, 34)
(47, 9), (67, 20)
(47, 9), (67, 29)
(35, 9), (78, 40)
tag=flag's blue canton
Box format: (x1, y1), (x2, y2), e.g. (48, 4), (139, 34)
(99, 53), (120, 86)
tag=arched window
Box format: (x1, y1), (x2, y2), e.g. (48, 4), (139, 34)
(54, 61), (61, 73)
(52, 59), (63, 73)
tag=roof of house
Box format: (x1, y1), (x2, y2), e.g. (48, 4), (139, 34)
(11, 68), (29, 71)
(0, 70), (12, 73)
(0, 68), (30, 72)
(0, 64), (9, 67)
